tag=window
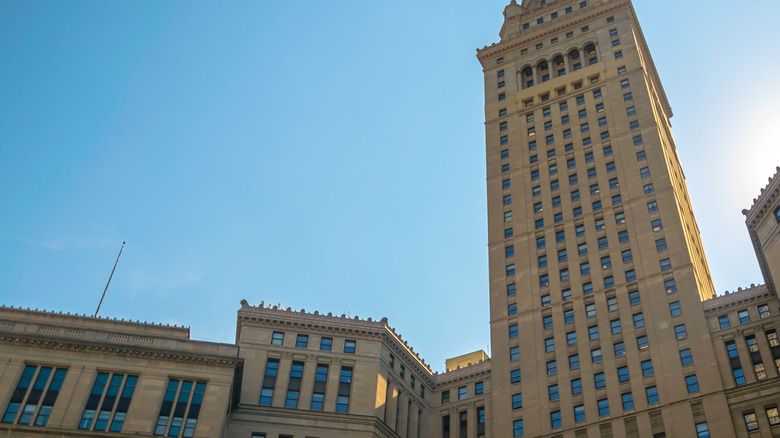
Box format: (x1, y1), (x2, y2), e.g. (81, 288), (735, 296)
(637, 336), (649, 350)
(551, 411), (562, 429)
(651, 219), (662, 232)
(636, 150), (646, 162)
(569, 354), (580, 369)
(674, 324), (687, 340)
(545, 337), (555, 352)
(644, 183), (654, 194)
(507, 283), (517, 296)
(550, 164), (558, 175)
(627, 106), (636, 116)
(507, 264), (516, 276)
(607, 297), (618, 311)
(618, 230), (629, 243)
(549, 385), (559, 402)
(534, 202), (543, 213)
(509, 324), (519, 339)
(633, 135), (643, 145)
(543, 315), (553, 330)
(154, 379), (206, 437)
(502, 178), (511, 190)
(667, 302), (681, 317)
(767, 330), (779, 347)
(570, 174), (579, 186)
(601, 255), (611, 269)
(617, 366), (630, 383)
(746, 335), (759, 353)
(685, 375), (699, 393)
(641, 360), (654, 377)
(513, 419), (524, 437)
(738, 309), (750, 324)
(562, 288), (572, 301)
(615, 342), (625, 357)
(664, 278), (677, 294)
(733, 368), (746, 385)
(499, 108), (507, 117)
(758, 304), (770, 318)
(285, 361), (304, 407)
(79, 372), (138, 432)
(612, 194), (622, 205)
(551, 179), (559, 191)
(560, 269), (570, 282)
(578, 243), (588, 256)
(598, 399), (609, 416)
(679, 348), (693, 366)
(458, 386), (467, 400)
(512, 393), (523, 409)
(576, 224), (585, 236)
(556, 230), (565, 242)
(640, 167), (651, 178)
(554, 213), (563, 223)
(646, 386), (659, 404)
(766, 407), (780, 426)
(695, 422), (709, 438)
(647, 201), (658, 213)
(655, 238), (667, 252)
(538, 255), (547, 267)
(473, 381), (484, 396)
(567, 331), (577, 345)
(571, 378), (583, 395)
(547, 360), (557, 375)
(564, 310), (575, 324)
(542, 295), (552, 306)
(611, 319), (622, 334)
(583, 281), (593, 295)
(660, 258), (671, 271)
(259, 359), (279, 405)
(271, 332), (284, 346)
(511, 346), (520, 361)
(629, 290), (640, 305)
(615, 50), (623, 59)
(586, 303), (596, 318)
(531, 169), (539, 181)
(588, 325), (599, 340)
(295, 334), (309, 349)
(505, 228), (513, 238)
(336, 367), (352, 412)
(616, 212), (625, 224)
(511, 369), (522, 384)
(539, 273), (549, 286)
(499, 93), (506, 101)
(506, 245), (515, 257)
(3, 365), (68, 427)
(744, 412), (759, 432)
(633, 313), (644, 328)
(508, 303), (517, 316)
(598, 236), (608, 249)
(591, 348), (603, 363)
(625, 270), (636, 282)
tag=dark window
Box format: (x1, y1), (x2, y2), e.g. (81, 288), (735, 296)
(154, 379), (206, 437)
(3, 365), (68, 427)
(646, 386), (659, 404)
(344, 340), (356, 354)
(79, 372), (138, 432)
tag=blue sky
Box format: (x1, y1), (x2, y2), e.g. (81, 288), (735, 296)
(1, 1), (779, 372)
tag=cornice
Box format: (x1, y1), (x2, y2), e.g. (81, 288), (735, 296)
(0, 333), (241, 368)
(743, 166), (780, 225)
(702, 284), (774, 313)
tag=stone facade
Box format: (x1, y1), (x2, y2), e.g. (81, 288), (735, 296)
(2, 1), (780, 438)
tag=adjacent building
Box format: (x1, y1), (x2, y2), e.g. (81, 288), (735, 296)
(1, 1), (780, 437)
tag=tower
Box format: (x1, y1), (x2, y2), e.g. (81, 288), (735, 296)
(477, 0), (732, 436)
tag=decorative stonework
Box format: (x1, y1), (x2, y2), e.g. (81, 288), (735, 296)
(743, 166), (780, 225)
(702, 284), (773, 313)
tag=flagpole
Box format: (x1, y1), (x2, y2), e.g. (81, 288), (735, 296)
(95, 242), (125, 317)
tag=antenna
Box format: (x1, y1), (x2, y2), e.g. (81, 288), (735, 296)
(95, 242), (125, 317)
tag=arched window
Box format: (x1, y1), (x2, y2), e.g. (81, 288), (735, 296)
(584, 43), (598, 65)
(537, 61), (550, 82)
(553, 55), (565, 77)
(569, 49), (582, 71)
(522, 66), (534, 89)
(569, 49), (580, 60)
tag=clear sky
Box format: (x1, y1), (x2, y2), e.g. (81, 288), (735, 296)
(1, 0), (779, 372)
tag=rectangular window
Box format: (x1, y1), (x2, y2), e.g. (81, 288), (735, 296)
(508, 303), (517, 316)
(646, 386), (659, 404)
(547, 360), (557, 375)
(510, 346), (520, 361)
(571, 378), (582, 395)
(758, 304), (770, 318)
(766, 407), (780, 427)
(344, 340), (357, 354)
(680, 348), (693, 366)
(475, 381), (484, 395)
(336, 366), (352, 412)
(665, 278), (677, 294)
(674, 324), (687, 340)
(154, 379), (206, 437)
(669, 302), (682, 317)
(296, 334), (309, 348)
(629, 290), (640, 305)
(260, 359), (279, 405)
(644, 183), (654, 194)
(611, 319), (622, 334)
(633, 313), (644, 328)
(591, 348), (602, 363)
(567, 331), (577, 345)
(551, 410), (562, 429)
(271, 332), (284, 346)
(738, 309), (750, 324)
(660, 258), (672, 271)
(685, 375), (699, 393)
(637, 336), (649, 350)
(458, 386), (467, 400)
(285, 361), (304, 407)
(641, 360), (654, 377)
(79, 372), (138, 432)
(569, 354), (580, 370)
(3, 365), (68, 427)
(598, 399), (609, 416)
(511, 369), (522, 384)
(695, 422), (709, 438)
(594, 372), (606, 388)
(615, 342), (625, 357)
(583, 282), (593, 294)
(513, 419), (524, 437)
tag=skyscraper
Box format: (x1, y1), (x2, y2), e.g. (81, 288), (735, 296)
(477, 0), (730, 435)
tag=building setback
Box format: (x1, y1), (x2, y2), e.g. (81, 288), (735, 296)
(1, 1), (780, 438)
